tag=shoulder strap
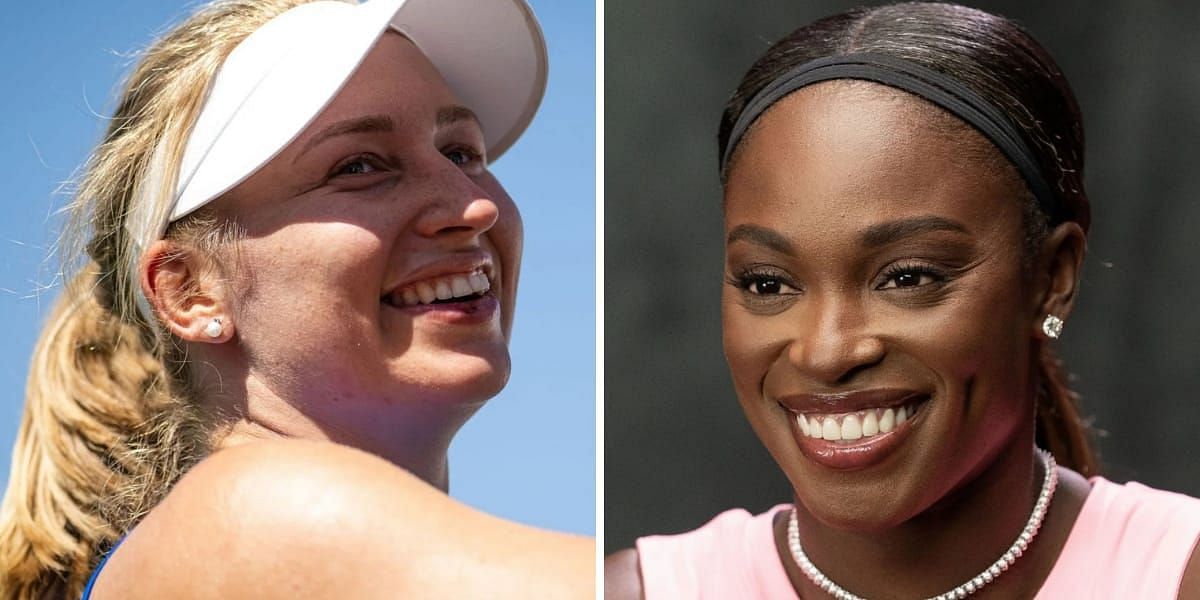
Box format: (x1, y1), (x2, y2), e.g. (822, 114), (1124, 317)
(80, 536), (126, 600)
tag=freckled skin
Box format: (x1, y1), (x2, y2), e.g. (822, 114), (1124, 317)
(182, 34), (523, 483)
(721, 82), (1090, 598)
(108, 33), (598, 600)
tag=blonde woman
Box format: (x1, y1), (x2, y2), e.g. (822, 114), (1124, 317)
(0, 0), (593, 598)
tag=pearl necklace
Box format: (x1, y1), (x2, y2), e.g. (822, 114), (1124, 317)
(787, 448), (1058, 600)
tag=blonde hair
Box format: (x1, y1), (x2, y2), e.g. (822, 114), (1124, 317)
(0, 1), (329, 597)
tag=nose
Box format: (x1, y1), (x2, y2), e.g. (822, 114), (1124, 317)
(785, 293), (885, 385)
(411, 160), (500, 240)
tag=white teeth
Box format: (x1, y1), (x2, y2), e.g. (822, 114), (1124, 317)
(862, 411), (879, 436)
(822, 418), (840, 441)
(840, 414), (862, 440)
(795, 400), (924, 442)
(416, 282), (436, 304)
(389, 270), (490, 307)
(469, 273), (490, 292)
(450, 276), (472, 297)
(879, 408), (896, 433)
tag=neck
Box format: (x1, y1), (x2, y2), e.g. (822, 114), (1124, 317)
(203, 371), (462, 492)
(781, 435), (1060, 599)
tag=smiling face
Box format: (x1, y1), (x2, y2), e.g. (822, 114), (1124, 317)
(203, 33), (521, 438)
(722, 82), (1044, 530)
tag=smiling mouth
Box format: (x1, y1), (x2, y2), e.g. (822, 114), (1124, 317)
(792, 397), (929, 443)
(382, 269), (492, 308)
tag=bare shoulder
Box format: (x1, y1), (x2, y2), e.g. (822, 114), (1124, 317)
(604, 548), (644, 600)
(1180, 545), (1200, 600)
(93, 440), (593, 599)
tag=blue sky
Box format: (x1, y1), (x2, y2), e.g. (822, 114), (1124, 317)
(0, 0), (594, 535)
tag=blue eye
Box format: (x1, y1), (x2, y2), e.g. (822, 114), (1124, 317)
(340, 161), (373, 175)
(332, 154), (382, 177)
(445, 147), (483, 168)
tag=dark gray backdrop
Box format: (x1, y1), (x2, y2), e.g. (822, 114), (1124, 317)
(605, 0), (1200, 553)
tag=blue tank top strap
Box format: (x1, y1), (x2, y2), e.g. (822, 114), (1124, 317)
(80, 536), (125, 600)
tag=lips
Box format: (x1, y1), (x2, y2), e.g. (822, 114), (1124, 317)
(378, 255), (502, 326)
(776, 389), (931, 470)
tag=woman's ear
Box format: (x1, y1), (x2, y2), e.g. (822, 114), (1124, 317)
(1033, 221), (1086, 339)
(140, 239), (235, 343)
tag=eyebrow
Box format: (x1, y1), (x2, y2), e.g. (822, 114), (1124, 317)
(860, 216), (970, 248)
(295, 114), (395, 162)
(726, 224), (795, 254)
(437, 105), (481, 129)
(293, 105), (481, 164)
(726, 216), (969, 254)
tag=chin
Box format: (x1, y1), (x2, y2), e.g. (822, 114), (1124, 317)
(792, 476), (924, 534)
(401, 349), (512, 405)
(760, 424), (934, 534)
(456, 361), (511, 403)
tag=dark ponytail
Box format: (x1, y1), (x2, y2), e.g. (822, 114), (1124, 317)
(1037, 346), (1098, 475)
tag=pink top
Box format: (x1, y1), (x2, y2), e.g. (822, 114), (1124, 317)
(636, 477), (1200, 599)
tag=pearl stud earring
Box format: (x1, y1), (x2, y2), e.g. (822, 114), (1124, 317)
(1042, 314), (1064, 339)
(204, 318), (223, 339)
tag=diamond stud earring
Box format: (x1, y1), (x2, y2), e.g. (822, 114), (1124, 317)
(1042, 314), (1064, 339)
(204, 318), (223, 339)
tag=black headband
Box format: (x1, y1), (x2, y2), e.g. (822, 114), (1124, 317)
(720, 52), (1059, 219)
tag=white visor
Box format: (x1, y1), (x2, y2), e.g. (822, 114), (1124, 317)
(127, 0), (547, 318)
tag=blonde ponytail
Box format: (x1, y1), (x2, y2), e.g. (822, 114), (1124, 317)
(0, 268), (203, 599)
(0, 1), (323, 597)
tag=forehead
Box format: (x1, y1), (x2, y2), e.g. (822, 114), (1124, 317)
(723, 81), (1023, 239)
(210, 33), (474, 216)
(305, 32), (463, 127)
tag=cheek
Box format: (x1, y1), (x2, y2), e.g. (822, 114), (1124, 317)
(965, 300), (1034, 408)
(494, 200), (523, 278)
(479, 175), (523, 332)
(231, 225), (385, 331)
(721, 293), (781, 397)
(481, 175), (523, 264)
(907, 275), (1035, 426)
